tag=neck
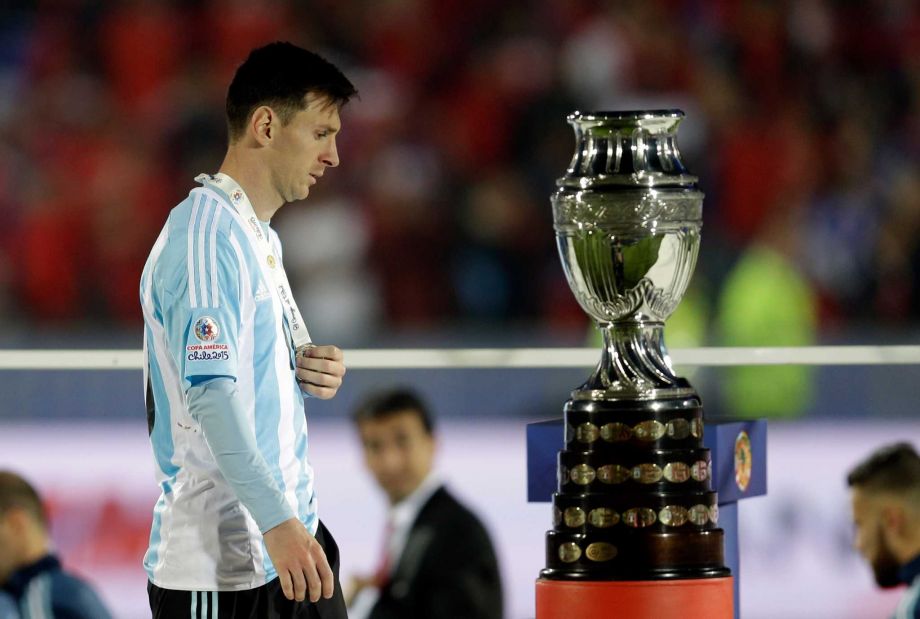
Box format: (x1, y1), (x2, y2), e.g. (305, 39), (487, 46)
(218, 147), (283, 221)
(388, 473), (438, 507)
(20, 540), (49, 569)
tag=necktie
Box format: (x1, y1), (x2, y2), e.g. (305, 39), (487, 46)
(373, 519), (395, 587)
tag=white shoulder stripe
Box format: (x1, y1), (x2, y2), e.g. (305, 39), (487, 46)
(142, 227), (169, 390)
(145, 228), (169, 307)
(228, 232), (247, 277)
(197, 199), (213, 309)
(209, 206), (223, 308)
(24, 573), (50, 619)
(141, 226), (168, 302)
(896, 580), (920, 619)
(187, 193), (205, 308)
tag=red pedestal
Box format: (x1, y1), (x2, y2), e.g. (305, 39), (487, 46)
(536, 577), (734, 619)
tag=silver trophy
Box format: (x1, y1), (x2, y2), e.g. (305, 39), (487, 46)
(542, 110), (727, 581)
(553, 110), (702, 401)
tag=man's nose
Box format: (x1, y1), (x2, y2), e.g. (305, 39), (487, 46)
(322, 140), (339, 168)
(378, 447), (403, 472)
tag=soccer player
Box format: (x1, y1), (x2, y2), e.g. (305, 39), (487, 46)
(140, 42), (356, 619)
(0, 471), (113, 618)
(848, 442), (920, 619)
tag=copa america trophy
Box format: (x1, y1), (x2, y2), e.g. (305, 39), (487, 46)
(541, 110), (729, 582)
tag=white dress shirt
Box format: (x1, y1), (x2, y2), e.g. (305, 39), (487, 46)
(349, 472), (442, 619)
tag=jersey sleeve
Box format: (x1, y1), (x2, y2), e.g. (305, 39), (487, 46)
(187, 377), (296, 532)
(0, 592), (20, 618)
(164, 224), (243, 388)
(51, 573), (113, 619)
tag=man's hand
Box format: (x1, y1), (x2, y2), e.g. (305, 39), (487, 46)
(296, 345), (346, 399)
(344, 574), (375, 607)
(263, 518), (334, 603)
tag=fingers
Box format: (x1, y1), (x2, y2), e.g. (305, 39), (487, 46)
(278, 570), (294, 601)
(296, 357), (346, 377)
(304, 558), (323, 604)
(263, 519), (335, 604)
(314, 545), (334, 599)
(288, 546), (332, 604)
(295, 368), (344, 399)
(302, 535), (333, 602)
(296, 366), (344, 388)
(303, 344), (343, 362)
(291, 567), (308, 602)
(278, 562), (331, 604)
(302, 383), (338, 400)
(296, 345), (346, 399)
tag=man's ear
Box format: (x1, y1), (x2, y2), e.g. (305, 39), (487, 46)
(881, 502), (907, 536)
(250, 106), (275, 145)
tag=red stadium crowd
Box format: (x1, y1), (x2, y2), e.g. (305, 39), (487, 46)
(0, 0), (917, 343)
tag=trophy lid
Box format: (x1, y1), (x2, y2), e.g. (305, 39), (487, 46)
(568, 109), (684, 129)
(559, 109), (698, 189)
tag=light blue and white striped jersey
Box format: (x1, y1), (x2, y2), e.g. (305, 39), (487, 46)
(140, 176), (316, 591)
(894, 568), (920, 619)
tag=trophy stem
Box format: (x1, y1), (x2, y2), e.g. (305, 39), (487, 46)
(574, 321), (695, 401)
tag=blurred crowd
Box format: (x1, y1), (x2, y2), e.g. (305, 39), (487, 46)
(0, 0), (917, 346)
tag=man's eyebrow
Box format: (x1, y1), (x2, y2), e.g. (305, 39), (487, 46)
(315, 124), (340, 133)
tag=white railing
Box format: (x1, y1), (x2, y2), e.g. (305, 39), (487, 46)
(1, 346), (919, 370)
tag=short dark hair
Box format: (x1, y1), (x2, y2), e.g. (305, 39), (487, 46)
(226, 42), (357, 142)
(352, 388), (436, 435)
(847, 443), (920, 502)
(0, 471), (46, 527)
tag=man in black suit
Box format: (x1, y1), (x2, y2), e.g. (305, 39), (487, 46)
(346, 388), (503, 619)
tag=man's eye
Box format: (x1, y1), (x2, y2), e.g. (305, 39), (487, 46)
(316, 131), (329, 139)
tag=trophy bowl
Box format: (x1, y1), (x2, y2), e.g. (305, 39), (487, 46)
(552, 110), (703, 400)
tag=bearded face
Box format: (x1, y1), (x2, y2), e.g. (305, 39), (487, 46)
(869, 521), (903, 588)
(851, 488), (909, 589)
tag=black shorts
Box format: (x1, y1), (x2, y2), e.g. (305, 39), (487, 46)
(148, 521), (347, 619)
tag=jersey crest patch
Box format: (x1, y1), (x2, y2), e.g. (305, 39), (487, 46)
(193, 316), (220, 342)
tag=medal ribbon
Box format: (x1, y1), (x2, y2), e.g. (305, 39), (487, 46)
(193, 173), (313, 351)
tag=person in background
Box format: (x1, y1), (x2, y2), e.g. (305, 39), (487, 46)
(715, 201), (817, 419)
(347, 388), (503, 619)
(848, 443), (920, 618)
(0, 471), (113, 619)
